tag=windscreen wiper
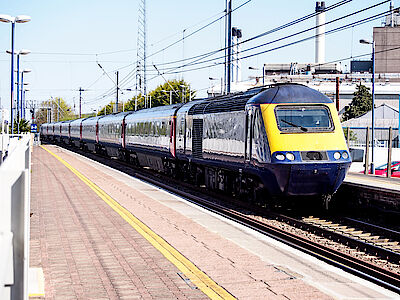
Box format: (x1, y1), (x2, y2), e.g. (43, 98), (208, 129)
(280, 119), (308, 132)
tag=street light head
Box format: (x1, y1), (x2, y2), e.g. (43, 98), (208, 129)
(19, 49), (31, 55)
(359, 39), (372, 45)
(6, 49), (31, 55)
(248, 66), (258, 70)
(15, 15), (31, 23)
(0, 14), (14, 23)
(22, 69), (32, 73)
(23, 82), (30, 85)
(24, 88), (30, 91)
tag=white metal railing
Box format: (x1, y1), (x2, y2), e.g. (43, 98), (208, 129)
(0, 134), (10, 164)
(0, 134), (31, 299)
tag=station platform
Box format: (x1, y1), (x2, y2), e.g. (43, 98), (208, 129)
(30, 145), (398, 299)
(345, 171), (400, 192)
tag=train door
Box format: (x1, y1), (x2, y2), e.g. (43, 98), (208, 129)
(96, 122), (99, 143)
(245, 107), (253, 162)
(121, 118), (126, 148)
(176, 114), (186, 154)
(169, 116), (176, 157)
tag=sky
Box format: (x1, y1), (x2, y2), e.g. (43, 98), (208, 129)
(0, 0), (393, 116)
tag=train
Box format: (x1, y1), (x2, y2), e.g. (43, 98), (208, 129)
(40, 83), (352, 208)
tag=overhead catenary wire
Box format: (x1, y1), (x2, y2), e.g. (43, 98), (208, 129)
(49, 0), (346, 105)
(147, 8), (394, 80)
(109, 0), (351, 96)
(149, 0), (355, 69)
(27, 2), (238, 59)
(146, 0), (253, 61)
(84, 1), (386, 106)
(150, 1), (390, 74)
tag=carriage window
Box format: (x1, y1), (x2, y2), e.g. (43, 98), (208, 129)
(275, 105), (334, 133)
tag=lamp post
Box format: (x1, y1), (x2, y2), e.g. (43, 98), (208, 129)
(208, 77), (222, 97)
(360, 38), (375, 174)
(6, 49), (31, 132)
(23, 87), (30, 119)
(161, 90), (173, 105)
(21, 69), (31, 119)
(0, 14), (31, 134)
(180, 85), (186, 103)
(249, 66), (265, 85)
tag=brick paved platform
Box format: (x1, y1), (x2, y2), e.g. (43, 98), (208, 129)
(30, 145), (398, 299)
(31, 146), (209, 299)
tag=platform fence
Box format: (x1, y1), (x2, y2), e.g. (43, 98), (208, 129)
(343, 126), (400, 176)
(0, 134), (31, 300)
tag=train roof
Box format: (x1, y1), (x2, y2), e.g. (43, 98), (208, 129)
(125, 103), (183, 120)
(247, 84), (332, 105)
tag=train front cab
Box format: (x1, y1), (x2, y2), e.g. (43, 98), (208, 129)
(248, 85), (351, 198)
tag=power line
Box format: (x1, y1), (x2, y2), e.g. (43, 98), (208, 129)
(148, 0), (354, 69)
(81, 1), (385, 105)
(103, 0), (356, 98)
(148, 8), (394, 80)
(85, 0), (256, 103)
(151, 1), (388, 74)
(146, 0), (253, 61)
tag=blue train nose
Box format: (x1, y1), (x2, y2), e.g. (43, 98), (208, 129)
(285, 163), (350, 196)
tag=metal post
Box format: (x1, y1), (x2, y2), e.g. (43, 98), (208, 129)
(262, 64), (265, 86)
(182, 29), (186, 79)
(347, 127), (350, 145)
(169, 91), (172, 105)
(57, 98), (60, 121)
(23, 90), (26, 119)
(224, 0), (227, 94)
(364, 127), (370, 175)
(226, 0), (232, 94)
(387, 127), (393, 178)
(135, 95), (137, 111)
(16, 54), (20, 133)
(79, 87), (82, 118)
(371, 41), (375, 174)
(335, 77), (340, 112)
(116, 71), (119, 113)
(20, 71), (24, 120)
(11, 22), (15, 134)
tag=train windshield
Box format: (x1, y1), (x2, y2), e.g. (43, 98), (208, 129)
(275, 105), (334, 133)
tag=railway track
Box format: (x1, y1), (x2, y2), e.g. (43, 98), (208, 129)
(47, 143), (400, 293)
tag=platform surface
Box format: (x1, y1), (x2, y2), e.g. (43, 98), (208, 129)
(346, 171), (400, 191)
(30, 145), (399, 299)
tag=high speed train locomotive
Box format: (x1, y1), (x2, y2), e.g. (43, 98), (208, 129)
(41, 84), (351, 206)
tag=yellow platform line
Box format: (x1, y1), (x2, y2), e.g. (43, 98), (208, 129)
(41, 146), (234, 300)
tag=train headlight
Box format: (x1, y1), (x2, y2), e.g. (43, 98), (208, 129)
(275, 153), (285, 161)
(286, 153), (295, 161)
(333, 152), (341, 160)
(342, 151), (349, 159)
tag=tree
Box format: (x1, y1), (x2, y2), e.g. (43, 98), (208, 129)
(343, 128), (357, 142)
(97, 102), (116, 116)
(98, 79), (196, 114)
(144, 79), (196, 109)
(9, 118), (30, 133)
(342, 83), (372, 121)
(35, 97), (74, 126)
